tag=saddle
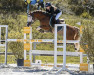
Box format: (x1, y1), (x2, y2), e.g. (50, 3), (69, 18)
(49, 16), (65, 31)
(49, 16), (65, 27)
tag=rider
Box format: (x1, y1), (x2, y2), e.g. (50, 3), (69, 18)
(45, 2), (62, 24)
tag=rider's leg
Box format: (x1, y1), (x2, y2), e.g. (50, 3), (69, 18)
(55, 11), (62, 20)
(55, 11), (62, 23)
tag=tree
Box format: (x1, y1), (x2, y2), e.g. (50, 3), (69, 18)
(68, 0), (94, 16)
(81, 24), (94, 62)
(0, 0), (25, 12)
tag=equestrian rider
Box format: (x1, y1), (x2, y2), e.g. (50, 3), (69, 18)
(45, 2), (62, 23)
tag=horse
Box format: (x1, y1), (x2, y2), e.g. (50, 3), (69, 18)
(27, 10), (80, 51)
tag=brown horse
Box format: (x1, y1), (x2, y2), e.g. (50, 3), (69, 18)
(27, 10), (80, 51)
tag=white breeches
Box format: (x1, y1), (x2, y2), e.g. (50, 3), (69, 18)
(55, 11), (62, 20)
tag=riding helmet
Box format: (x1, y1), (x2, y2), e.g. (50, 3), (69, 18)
(45, 2), (51, 7)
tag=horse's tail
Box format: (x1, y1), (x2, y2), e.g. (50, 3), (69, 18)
(74, 27), (80, 40)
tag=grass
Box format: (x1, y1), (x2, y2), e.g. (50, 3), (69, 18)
(0, 55), (87, 64)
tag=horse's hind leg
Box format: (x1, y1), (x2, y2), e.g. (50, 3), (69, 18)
(74, 27), (80, 52)
(74, 43), (80, 52)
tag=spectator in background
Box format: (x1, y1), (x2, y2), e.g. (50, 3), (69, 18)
(37, 0), (44, 10)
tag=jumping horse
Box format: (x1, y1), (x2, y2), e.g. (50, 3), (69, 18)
(27, 10), (80, 51)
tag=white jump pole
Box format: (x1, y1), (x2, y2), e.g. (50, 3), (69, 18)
(5, 26), (8, 65)
(24, 27), (32, 67)
(54, 24), (67, 69)
(0, 27), (1, 44)
(54, 24), (57, 68)
(0, 25), (8, 65)
(30, 27), (32, 65)
(54, 24), (67, 68)
(63, 24), (67, 69)
(55, 24), (72, 74)
(24, 33), (26, 60)
(80, 52), (83, 63)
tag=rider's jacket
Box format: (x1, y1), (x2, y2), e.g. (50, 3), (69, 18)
(46, 6), (61, 16)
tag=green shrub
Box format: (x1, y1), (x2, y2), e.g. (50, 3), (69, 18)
(81, 24), (94, 62)
(8, 42), (24, 59)
(80, 12), (91, 19)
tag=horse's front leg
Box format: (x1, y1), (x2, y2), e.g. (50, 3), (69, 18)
(36, 26), (44, 33)
(74, 43), (80, 52)
(36, 26), (42, 31)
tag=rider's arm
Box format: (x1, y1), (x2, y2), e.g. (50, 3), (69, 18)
(46, 9), (49, 13)
(46, 6), (54, 15)
(50, 7), (55, 16)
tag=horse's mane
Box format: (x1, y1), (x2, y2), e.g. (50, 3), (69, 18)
(31, 10), (50, 17)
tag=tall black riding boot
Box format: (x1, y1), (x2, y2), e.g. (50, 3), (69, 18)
(56, 19), (60, 24)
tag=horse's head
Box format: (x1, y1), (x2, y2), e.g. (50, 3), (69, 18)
(27, 10), (50, 27)
(27, 13), (35, 27)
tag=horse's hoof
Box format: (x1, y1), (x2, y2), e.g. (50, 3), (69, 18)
(36, 26), (41, 31)
(75, 48), (79, 52)
(75, 48), (77, 50)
